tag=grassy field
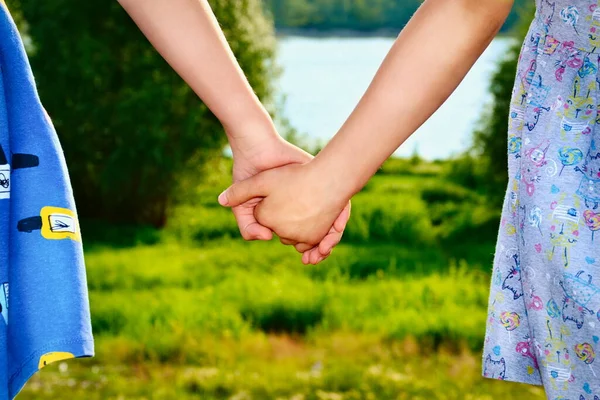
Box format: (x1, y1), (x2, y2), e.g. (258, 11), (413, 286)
(18, 158), (545, 399)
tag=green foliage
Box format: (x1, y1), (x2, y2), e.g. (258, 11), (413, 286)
(344, 193), (435, 245)
(420, 182), (481, 205)
(235, 272), (326, 334)
(263, 0), (529, 33)
(85, 243), (489, 354)
(20, 344), (547, 399)
(5, 1), (24, 32)
(375, 157), (444, 177)
(17, 160), (534, 398)
(14, 0), (277, 226)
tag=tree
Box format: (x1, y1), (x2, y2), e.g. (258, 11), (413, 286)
(262, 0), (528, 33)
(12, 0), (277, 227)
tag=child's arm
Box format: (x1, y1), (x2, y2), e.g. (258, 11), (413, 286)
(118, 0), (350, 256)
(118, 0), (267, 141)
(314, 0), (514, 196)
(219, 0), (514, 263)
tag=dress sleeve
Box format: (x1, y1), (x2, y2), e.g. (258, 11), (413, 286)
(0, 3), (94, 399)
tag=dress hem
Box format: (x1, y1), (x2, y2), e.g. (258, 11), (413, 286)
(7, 336), (94, 400)
(481, 372), (544, 387)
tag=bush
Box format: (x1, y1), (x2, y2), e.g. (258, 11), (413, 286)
(263, 0), (528, 33)
(168, 205), (240, 243)
(375, 157), (444, 177)
(435, 205), (501, 244)
(230, 272), (326, 334)
(420, 182), (481, 205)
(344, 194), (435, 245)
(443, 153), (487, 194)
(321, 266), (490, 351)
(15, 0), (277, 226)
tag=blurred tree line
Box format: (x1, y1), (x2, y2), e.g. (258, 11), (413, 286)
(8, 0), (277, 227)
(263, 0), (529, 33)
(7, 0), (534, 227)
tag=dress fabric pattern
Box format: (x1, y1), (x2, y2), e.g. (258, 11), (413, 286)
(0, 3), (94, 399)
(483, 1), (600, 398)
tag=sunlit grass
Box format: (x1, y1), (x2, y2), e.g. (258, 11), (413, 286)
(18, 158), (526, 399)
(20, 333), (545, 399)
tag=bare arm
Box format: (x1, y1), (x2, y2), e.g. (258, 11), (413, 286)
(118, 0), (350, 260)
(117, 0), (271, 141)
(314, 0), (514, 197)
(219, 0), (516, 263)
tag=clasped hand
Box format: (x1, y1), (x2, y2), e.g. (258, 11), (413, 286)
(219, 154), (351, 265)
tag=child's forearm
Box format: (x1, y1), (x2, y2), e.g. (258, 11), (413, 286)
(313, 0), (514, 197)
(117, 0), (273, 140)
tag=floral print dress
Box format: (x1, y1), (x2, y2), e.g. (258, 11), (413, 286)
(482, 1), (600, 398)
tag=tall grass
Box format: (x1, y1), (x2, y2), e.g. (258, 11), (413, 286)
(20, 158), (521, 399)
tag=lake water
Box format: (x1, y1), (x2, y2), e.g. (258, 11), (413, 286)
(276, 36), (516, 160)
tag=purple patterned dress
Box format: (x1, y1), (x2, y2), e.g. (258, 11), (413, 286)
(482, 1), (600, 398)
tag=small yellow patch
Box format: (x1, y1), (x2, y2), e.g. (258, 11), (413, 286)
(40, 206), (81, 242)
(505, 224), (516, 235)
(38, 352), (75, 369)
(527, 365), (535, 375)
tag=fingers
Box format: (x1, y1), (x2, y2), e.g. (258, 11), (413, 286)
(313, 202), (351, 260)
(218, 171), (272, 208)
(298, 202), (351, 264)
(303, 246), (329, 265)
(280, 237), (297, 246)
(318, 231), (342, 256)
(294, 243), (314, 253)
(334, 201), (352, 232)
(300, 239), (332, 265)
(302, 251), (312, 265)
(231, 199), (273, 241)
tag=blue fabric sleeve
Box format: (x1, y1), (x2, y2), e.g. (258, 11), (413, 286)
(0, 3), (94, 399)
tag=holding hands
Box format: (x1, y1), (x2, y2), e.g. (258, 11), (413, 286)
(118, 0), (350, 263)
(224, 120), (351, 264)
(121, 0), (512, 264)
(220, 152), (352, 264)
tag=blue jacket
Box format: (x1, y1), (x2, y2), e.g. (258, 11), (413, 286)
(0, 3), (94, 398)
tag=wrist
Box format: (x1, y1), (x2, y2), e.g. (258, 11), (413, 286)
(310, 148), (363, 203)
(225, 109), (280, 156)
(220, 95), (274, 140)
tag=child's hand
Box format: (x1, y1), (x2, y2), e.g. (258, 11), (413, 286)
(218, 160), (351, 264)
(228, 125), (311, 242)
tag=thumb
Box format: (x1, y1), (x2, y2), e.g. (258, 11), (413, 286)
(218, 172), (272, 207)
(333, 201), (351, 232)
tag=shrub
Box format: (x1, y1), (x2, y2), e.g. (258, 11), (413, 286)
(420, 182), (481, 205)
(15, 0), (277, 226)
(344, 194), (434, 245)
(224, 272), (326, 334)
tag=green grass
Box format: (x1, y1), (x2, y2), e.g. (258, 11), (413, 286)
(19, 337), (546, 399)
(17, 157), (536, 399)
(86, 241), (490, 356)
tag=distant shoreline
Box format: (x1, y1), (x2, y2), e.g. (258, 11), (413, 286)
(275, 27), (402, 39)
(275, 27), (515, 39)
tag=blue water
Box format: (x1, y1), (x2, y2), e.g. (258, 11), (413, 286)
(275, 36), (515, 160)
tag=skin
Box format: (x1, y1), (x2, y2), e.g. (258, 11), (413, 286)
(219, 0), (515, 264)
(117, 0), (351, 262)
